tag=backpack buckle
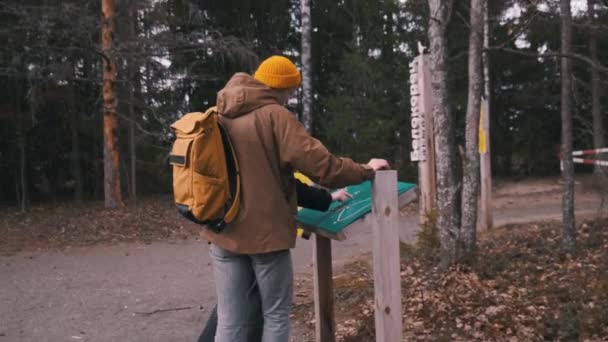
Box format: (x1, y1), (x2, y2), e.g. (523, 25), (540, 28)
(209, 219), (226, 232)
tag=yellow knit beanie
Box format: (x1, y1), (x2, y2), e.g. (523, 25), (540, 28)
(254, 56), (301, 89)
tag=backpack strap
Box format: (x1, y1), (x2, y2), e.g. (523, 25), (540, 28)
(204, 106), (218, 116)
(218, 120), (241, 224)
(224, 141), (241, 223)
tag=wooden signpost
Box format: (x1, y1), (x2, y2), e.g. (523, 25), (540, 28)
(313, 234), (335, 341)
(409, 45), (437, 224)
(298, 173), (416, 342)
(371, 171), (404, 342)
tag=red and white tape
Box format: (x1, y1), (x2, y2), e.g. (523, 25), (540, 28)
(573, 158), (608, 166)
(572, 148), (608, 156)
(560, 147), (608, 170)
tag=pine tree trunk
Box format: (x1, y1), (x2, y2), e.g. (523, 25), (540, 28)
(461, 0), (484, 258)
(101, 0), (123, 208)
(300, 0), (313, 133)
(428, 0), (459, 268)
(588, 0), (605, 174)
(560, 0), (576, 252)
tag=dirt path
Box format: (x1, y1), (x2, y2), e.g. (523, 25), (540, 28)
(0, 178), (604, 342)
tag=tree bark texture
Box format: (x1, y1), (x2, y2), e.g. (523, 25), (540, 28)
(15, 83), (27, 212)
(129, 74), (137, 202)
(428, 0), (459, 268)
(128, 0), (137, 202)
(68, 65), (83, 204)
(301, 0), (313, 133)
(461, 0), (484, 256)
(588, 0), (605, 175)
(479, 0), (493, 231)
(70, 88), (83, 203)
(18, 128), (27, 212)
(101, 0), (123, 208)
(560, 0), (576, 252)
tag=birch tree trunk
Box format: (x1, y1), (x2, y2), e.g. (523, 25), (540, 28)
(427, 0), (459, 268)
(301, 0), (313, 133)
(483, 1), (490, 104)
(588, 0), (605, 175)
(560, 0), (576, 252)
(101, 0), (123, 208)
(461, 0), (484, 257)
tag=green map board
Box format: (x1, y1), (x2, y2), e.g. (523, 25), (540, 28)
(296, 181), (416, 234)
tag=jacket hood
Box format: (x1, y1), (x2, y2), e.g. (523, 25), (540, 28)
(216, 73), (282, 118)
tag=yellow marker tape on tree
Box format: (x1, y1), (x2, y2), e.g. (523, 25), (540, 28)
(479, 105), (487, 154)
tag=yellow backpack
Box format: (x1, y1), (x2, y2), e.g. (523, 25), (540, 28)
(169, 107), (240, 232)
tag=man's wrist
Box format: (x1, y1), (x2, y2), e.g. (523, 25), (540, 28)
(361, 164), (374, 180)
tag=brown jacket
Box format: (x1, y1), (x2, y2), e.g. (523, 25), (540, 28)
(201, 73), (373, 254)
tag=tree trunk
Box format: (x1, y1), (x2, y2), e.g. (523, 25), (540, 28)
(129, 75), (137, 202)
(461, 0), (484, 258)
(301, 0), (313, 133)
(70, 98), (83, 204)
(427, 0), (459, 268)
(560, 0), (576, 252)
(15, 177), (21, 208)
(15, 83), (27, 212)
(70, 68), (83, 204)
(92, 92), (102, 200)
(588, 0), (605, 174)
(101, 0), (123, 208)
(128, 0), (137, 203)
(18, 131), (27, 212)
(479, 0), (493, 231)
(483, 2), (490, 102)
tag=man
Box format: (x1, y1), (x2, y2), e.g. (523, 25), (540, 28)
(198, 179), (351, 342)
(204, 55), (389, 342)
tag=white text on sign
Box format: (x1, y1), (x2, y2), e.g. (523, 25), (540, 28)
(409, 58), (426, 162)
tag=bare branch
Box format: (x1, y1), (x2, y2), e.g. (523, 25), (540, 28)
(96, 51), (111, 66)
(486, 47), (608, 73)
(493, 11), (542, 49)
(454, 8), (471, 29)
(134, 306), (192, 316)
(115, 110), (165, 139)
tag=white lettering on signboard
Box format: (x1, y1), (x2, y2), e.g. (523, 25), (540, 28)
(409, 58), (426, 162)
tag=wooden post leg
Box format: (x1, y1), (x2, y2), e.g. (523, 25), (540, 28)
(371, 171), (403, 342)
(313, 234), (335, 342)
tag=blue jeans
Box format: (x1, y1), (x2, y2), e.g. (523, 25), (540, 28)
(209, 244), (293, 342)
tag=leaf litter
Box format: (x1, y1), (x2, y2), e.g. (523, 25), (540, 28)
(292, 218), (608, 341)
(0, 196), (201, 255)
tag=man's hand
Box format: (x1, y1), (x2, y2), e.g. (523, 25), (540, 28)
(367, 158), (390, 171)
(331, 189), (353, 202)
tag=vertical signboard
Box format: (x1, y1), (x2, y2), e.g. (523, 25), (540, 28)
(409, 46), (436, 223)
